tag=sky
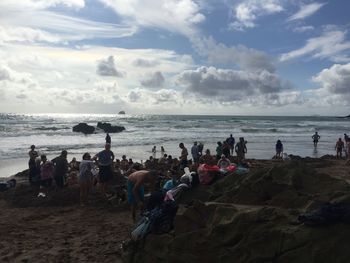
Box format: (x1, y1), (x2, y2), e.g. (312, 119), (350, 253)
(0, 0), (349, 116)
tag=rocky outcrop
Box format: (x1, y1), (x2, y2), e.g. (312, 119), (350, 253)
(118, 111), (126, 115)
(72, 123), (95, 134)
(97, 122), (125, 133)
(124, 158), (350, 263)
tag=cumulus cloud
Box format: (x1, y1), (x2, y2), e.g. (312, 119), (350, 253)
(229, 0), (283, 31)
(280, 30), (350, 62)
(140, 72), (165, 88)
(132, 58), (160, 67)
(126, 88), (184, 107)
(288, 2), (325, 21)
(96, 56), (123, 77)
(192, 36), (275, 72)
(176, 66), (288, 103)
(312, 63), (350, 95)
(98, 0), (205, 36)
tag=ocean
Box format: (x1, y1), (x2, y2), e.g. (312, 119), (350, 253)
(0, 113), (349, 177)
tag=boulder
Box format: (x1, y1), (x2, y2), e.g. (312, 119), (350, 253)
(118, 111), (126, 115)
(72, 123), (95, 134)
(97, 122), (125, 133)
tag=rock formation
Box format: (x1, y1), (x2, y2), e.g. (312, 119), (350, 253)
(72, 123), (95, 134)
(97, 122), (125, 133)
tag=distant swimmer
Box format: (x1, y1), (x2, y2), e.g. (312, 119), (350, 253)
(312, 132), (321, 147)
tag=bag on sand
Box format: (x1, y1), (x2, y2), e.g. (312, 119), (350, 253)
(131, 217), (151, 241)
(150, 200), (178, 234)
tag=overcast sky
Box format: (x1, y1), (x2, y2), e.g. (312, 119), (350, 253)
(0, 0), (349, 115)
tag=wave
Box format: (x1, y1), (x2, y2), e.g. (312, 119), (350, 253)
(34, 126), (70, 131)
(241, 128), (279, 133)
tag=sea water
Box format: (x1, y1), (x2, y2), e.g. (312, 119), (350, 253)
(0, 113), (349, 177)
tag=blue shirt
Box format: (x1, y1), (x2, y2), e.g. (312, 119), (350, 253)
(97, 150), (114, 166)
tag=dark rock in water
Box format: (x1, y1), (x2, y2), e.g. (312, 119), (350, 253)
(72, 123), (95, 134)
(118, 111), (125, 115)
(97, 122), (125, 133)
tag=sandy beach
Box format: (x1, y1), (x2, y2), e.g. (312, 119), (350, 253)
(0, 185), (133, 263)
(1, 155), (350, 262)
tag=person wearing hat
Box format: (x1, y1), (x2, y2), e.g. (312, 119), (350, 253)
(28, 145), (39, 186)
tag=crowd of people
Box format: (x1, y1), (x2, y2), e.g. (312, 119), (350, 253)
(27, 131), (350, 220)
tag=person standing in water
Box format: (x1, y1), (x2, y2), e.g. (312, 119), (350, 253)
(226, 134), (235, 155)
(105, 133), (111, 144)
(312, 132), (321, 147)
(152, 146), (156, 159)
(235, 137), (247, 161)
(335, 138), (344, 158)
(275, 140), (283, 159)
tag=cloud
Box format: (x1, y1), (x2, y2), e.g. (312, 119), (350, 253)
(96, 56), (124, 77)
(192, 36), (275, 72)
(229, 0), (283, 31)
(140, 72), (165, 88)
(132, 58), (160, 67)
(0, 0), (85, 10)
(98, 0), (205, 36)
(176, 66), (288, 103)
(280, 30), (350, 62)
(0, 3), (137, 44)
(0, 26), (62, 44)
(288, 2), (325, 21)
(0, 66), (11, 81)
(293, 25), (315, 33)
(0, 43), (195, 113)
(312, 63), (350, 95)
(126, 88), (184, 106)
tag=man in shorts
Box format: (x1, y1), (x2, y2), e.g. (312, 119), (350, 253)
(312, 132), (321, 147)
(127, 170), (159, 222)
(94, 143), (115, 197)
(335, 138), (345, 158)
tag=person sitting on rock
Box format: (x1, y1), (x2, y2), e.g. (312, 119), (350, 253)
(217, 154), (231, 169)
(199, 149), (216, 165)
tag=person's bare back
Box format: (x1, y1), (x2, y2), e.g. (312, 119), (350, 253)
(128, 170), (149, 185)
